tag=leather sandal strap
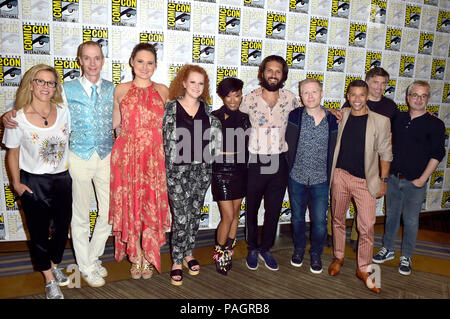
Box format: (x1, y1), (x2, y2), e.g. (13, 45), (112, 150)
(170, 269), (183, 278)
(186, 259), (199, 269)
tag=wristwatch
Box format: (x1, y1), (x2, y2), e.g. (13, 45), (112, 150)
(381, 177), (389, 183)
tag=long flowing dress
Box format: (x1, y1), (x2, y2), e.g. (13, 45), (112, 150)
(109, 82), (170, 273)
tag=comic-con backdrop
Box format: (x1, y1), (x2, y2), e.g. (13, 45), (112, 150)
(0, 0), (449, 241)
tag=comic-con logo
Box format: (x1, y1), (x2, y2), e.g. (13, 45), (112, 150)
(266, 12), (286, 40)
(424, 0), (438, 6)
(430, 171), (444, 189)
(22, 23), (50, 55)
(286, 43), (306, 70)
(168, 1), (191, 31)
(218, 7), (240, 36)
(365, 51), (382, 72)
(443, 83), (450, 103)
(0, 213), (4, 240)
(331, 0), (350, 19)
(306, 72), (324, 85)
(431, 59), (445, 80)
(384, 79), (396, 100)
(0, 0), (19, 18)
(385, 27), (401, 51)
(112, 61), (133, 85)
(192, 36), (215, 64)
(83, 27), (108, 58)
(370, 0), (387, 24)
(112, 0), (137, 27)
(323, 100), (341, 110)
(399, 55), (415, 78)
(441, 191), (450, 209)
(309, 17), (328, 44)
(397, 104), (408, 112)
(241, 39), (262, 66)
(327, 47), (346, 72)
(289, 0), (309, 13)
(54, 58), (80, 84)
(436, 10), (450, 33)
(216, 67), (238, 90)
(345, 75), (362, 94)
(4, 185), (18, 211)
(140, 32), (164, 61)
(0, 56), (21, 87)
(53, 0), (79, 23)
(426, 105), (440, 117)
(243, 0), (264, 9)
(405, 5), (421, 29)
(169, 64), (184, 83)
(418, 33), (434, 55)
(349, 23), (366, 47)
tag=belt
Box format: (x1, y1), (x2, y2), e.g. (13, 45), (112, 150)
(394, 172), (406, 180)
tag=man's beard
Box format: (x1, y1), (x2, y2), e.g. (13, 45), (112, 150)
(261, 77), (284, 92)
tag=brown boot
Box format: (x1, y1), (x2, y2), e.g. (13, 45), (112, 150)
(328, 258), (344, 276)
(356, 269), (381, 293)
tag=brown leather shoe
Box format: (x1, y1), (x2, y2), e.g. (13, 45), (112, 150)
(356, 269), (381, 293)
(328, 258), (344, 276)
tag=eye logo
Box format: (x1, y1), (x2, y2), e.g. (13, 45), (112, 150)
(167, 2), (191, 31)
(22, 23), (50, 54)
(266, 12), (286, 40)
(218, 7), (240, 35)
(53, 0), (79, 22)
(0, 57), (21, 87)
(0, 0), (19, 18)
(192, 36), (215, 64)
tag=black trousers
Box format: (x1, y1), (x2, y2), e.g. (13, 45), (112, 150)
(19, 170), (72, 271)
(245, 153), (288, 252)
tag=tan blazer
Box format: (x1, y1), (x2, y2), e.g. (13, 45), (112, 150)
(330, 107), (392, 198)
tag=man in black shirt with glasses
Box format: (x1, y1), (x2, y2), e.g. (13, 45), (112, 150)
(373, 80), (445, 276)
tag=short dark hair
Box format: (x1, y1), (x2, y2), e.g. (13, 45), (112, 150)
(365, 67), (390, 81)
(217, 77), (244, 98)
(258, 55), (289, 87)
(347, 79), (369, 95)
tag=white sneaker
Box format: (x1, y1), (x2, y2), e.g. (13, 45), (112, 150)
(82, 270), (105, 288)
(94, 260), (108, 278)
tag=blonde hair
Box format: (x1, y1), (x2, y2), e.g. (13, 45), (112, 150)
(15, 64), (63, 111)
(298, 78), (323, 95)
(406, 80), (430, 96)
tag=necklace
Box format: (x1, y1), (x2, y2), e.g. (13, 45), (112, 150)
(30, 104), (52, 126)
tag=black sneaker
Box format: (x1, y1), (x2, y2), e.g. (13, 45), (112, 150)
(290, 252), (303, 267)
(373, 247), (395, 264)
(310, 255), (323, 274)
(399, 256), (411, 275)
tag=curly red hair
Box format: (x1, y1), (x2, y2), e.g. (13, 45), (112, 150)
(168, 64), (211, 104)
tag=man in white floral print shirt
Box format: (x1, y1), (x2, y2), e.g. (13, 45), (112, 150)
(240, 55), (300, 271)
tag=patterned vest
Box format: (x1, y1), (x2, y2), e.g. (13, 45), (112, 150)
(63, 78), (114, 160)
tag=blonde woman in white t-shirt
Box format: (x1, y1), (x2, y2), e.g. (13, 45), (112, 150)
(3, 64), (72, 299)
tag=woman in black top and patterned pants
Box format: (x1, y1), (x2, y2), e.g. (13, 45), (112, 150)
(211, 78), (250, 275)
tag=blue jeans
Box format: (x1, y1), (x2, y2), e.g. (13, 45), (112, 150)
(383, 175), (426, 258)
(288, 178), (329, 257)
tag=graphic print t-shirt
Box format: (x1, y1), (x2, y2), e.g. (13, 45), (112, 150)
(3, 106), (71, 174)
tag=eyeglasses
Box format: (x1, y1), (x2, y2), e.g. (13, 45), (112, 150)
(33, 78), (57, 88)
(409, 93), (429, 99)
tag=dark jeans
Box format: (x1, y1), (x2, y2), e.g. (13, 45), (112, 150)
(383, 174), (426, 258)
(19, 170), (72, 271)
(245, 153), (288, 252)
(288, 179), (329, 257)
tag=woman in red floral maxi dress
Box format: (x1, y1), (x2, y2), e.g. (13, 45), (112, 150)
(109, 43), (170, 279)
